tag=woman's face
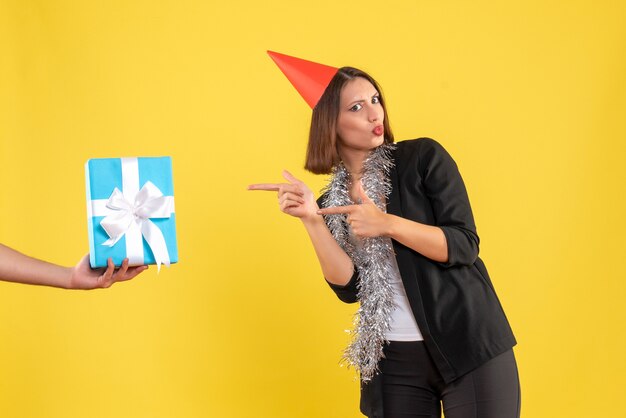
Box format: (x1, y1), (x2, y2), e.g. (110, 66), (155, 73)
(336, 77), (385, 155)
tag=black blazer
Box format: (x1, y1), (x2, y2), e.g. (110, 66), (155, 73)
(320, 138), (516, 417)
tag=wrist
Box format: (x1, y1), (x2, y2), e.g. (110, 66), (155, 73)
(301, 213), (324, 228)
(384, 214), (399, 237)
(63, 267), (75, 289)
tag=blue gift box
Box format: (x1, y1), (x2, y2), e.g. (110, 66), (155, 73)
(85, 157), (178, 270)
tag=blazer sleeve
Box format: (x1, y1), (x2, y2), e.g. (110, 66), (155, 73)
(325, 268), (360, 304)
(418, 138), (480, 267)
(316, 194), (360, 304)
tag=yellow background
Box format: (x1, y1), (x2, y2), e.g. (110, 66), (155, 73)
(1, 1), (625, 417)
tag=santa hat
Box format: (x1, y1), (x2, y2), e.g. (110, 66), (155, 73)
(267, 50), (338, 109)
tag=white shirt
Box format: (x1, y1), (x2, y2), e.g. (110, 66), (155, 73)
(384, 238), (424, 341)
(349, 228), (423, 341)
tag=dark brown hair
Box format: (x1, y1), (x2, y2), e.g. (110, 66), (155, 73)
(305, 67), (394, 174)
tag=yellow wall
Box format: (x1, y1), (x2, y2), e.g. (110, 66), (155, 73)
(1, 1), (624, 417)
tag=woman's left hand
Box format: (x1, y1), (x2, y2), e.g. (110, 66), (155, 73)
(317, 182), (391, 238)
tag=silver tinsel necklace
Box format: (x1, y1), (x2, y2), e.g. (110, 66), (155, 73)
(321, 143), (397, 382)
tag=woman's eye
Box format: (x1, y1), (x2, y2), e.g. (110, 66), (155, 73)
(350, 103), (363, 112)
(372, 96), (380, 104)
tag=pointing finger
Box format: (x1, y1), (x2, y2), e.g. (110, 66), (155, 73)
(316, 205), (358, 215)
(247, 183), (281, 191)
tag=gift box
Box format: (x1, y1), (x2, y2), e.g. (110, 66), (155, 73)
(85, 157), (178, 270)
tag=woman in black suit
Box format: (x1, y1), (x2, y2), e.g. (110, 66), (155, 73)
(250, 61), (520, 418)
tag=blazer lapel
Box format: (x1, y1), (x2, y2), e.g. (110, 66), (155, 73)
(387, 149), (402, 217)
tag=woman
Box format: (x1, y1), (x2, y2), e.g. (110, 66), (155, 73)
(250, 54), (519, 418)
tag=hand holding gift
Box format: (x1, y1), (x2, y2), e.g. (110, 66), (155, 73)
(69, 254), (147, 289)
(0, 244), (147, 289)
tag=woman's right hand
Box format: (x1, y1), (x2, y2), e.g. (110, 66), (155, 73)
(248, 170), (319, 219)
(249, 171), (355, 286)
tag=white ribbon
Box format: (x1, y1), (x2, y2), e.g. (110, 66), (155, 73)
(90, 158), (174, 272)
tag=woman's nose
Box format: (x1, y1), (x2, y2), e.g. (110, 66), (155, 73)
(368, 107), (381, 122)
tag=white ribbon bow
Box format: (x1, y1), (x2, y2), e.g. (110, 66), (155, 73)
(100, 181), (172, 271)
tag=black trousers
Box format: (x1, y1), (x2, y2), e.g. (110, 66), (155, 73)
(378, 341), (520, 418)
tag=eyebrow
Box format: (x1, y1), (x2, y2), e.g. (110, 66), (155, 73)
(346, 92), (380, 107)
